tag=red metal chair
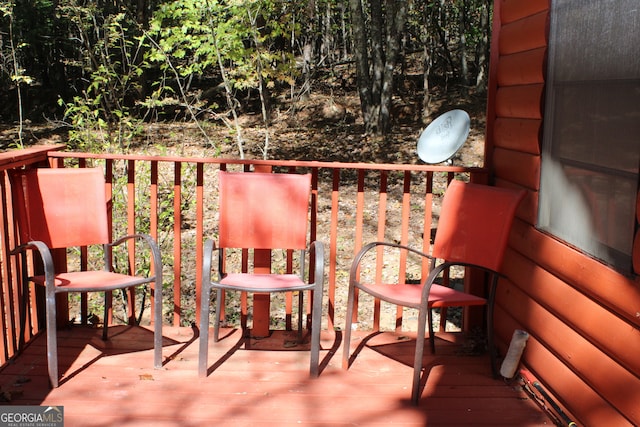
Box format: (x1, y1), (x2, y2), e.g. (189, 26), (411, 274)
(198, 171), (325, 377)
(9, 167), (163, 387)
(342, 179), (526, 404)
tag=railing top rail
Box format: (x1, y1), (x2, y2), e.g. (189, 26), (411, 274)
(48, 149), (486, 173)
(0, 145), (66, 171)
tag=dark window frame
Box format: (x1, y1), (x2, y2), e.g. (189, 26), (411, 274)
(538, 0), (640, 276)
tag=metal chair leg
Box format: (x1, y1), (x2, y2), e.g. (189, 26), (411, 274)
(153, 283), (163, 369)
(198, 284), (212, 377)
(412, 305), (430, 405)
(102, 292), (110, 341)
(297, 291), (304, 343)
(213, 288), (223, 342)
(45, 290), (59, 388)
(309, 287), (323, 378)
(342, 283), (356, 370)
(428, 307), (436, 354)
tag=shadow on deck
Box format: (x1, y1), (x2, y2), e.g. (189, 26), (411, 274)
(0, 325), (552, 426)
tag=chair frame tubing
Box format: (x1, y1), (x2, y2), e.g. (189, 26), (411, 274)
(342, 241), (500, 405)
(199, 240), (324, 378)
(13, 235), (163, 388)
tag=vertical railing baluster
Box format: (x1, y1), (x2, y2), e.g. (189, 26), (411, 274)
(373, 170), (388, 331)
(395, 171), (413, 331)
(284, 166), (297, 330)
(422, 171), (434, 279)
(126, 160), (137, 325)
(328, 168), (341, 331)
(78, 158), (88, 325)
(309, 167), (320, 330)
(195, 162), (204, 325)
(104, 160), (114, 326)
(1, 172), (17, 359)
(172, 162), (182, 326)
(240, 164), (250, 329)
(150, 161), (159, 326)
(351, 170), (366, 328)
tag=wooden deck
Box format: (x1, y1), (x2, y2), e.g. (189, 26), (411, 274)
(0, 325), (552, 426)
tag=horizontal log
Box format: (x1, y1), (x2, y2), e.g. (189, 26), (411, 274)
(495, 282), (639, 425)
(634, 230), (640, 274)
(493, 117), (542, 155)
(494, 305), (627, 427)
(503, 249), (640, 376)
(500, 0), (550, 25)
(510, 220), (640, 327)
(493, 147), (541, 190)
(496, 84), (544, 119)
(497, 47), (547, 86)
(500, 12), (549, 56)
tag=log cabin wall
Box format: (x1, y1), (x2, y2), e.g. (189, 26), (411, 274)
(486, 1), (640, 425)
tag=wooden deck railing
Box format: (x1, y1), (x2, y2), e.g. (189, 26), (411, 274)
(0, 145), (487, 367)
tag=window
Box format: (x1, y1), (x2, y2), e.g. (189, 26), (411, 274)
(538, 0), (640, 275)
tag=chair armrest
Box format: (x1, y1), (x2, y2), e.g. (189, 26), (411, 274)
(420, 260), (503, 302)
(202, 239), (218, 284)
(109, 234), (163, 281)
(11, 240), (56, 288)
(349, 241), (434, 286)
(309, 240), (324, 287)
(434, 260), (502, 277)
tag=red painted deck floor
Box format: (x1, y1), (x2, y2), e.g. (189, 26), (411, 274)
(0, 325), (553, 426)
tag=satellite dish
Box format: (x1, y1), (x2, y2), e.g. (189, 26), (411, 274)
(417, 109), (470, 164)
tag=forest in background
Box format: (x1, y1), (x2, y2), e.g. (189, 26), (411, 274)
(0, 0), (492, 159)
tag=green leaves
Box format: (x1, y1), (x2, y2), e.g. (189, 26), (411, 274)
(148, 0), (297, 92)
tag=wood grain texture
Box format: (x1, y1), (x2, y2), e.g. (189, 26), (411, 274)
(0, 325), (553, 426)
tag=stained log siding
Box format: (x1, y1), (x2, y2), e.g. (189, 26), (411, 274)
(487, 1), (640, 426)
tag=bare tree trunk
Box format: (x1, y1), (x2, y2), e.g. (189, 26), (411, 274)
(378, 0), (407, 134)
(340, 0), (349, 60)
(248, 8), (271, 159)
(299, 0), (316, 100)
(436, 0), (455, 87)
(7, 10), (25, 147)
(459, 0), (469, 87)
(420, 2), (435, 123)
(323, 1), (334, 65)
(348, 0), (373, 127)
(348, 0), (407, 135)
(422, 40), (433, 124)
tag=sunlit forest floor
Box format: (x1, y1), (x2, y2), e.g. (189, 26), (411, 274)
(1, 73), (486, 167)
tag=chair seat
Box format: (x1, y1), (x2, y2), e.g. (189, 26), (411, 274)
(220, 273), (306, 292)
(358, 283), (486, 309)
(32, 271), (150, 292)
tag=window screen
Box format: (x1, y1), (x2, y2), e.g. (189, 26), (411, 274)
(539, 0), (640, 274)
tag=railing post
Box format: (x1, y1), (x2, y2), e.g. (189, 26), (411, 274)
(252, 164), (272, 338)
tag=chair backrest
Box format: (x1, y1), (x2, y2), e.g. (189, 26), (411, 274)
(432, 180), (526, 271)
(9, 168), (110, 249)
(218, 171), (312, 250)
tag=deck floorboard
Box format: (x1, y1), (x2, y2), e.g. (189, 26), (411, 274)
(0, 325), (551, 426)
